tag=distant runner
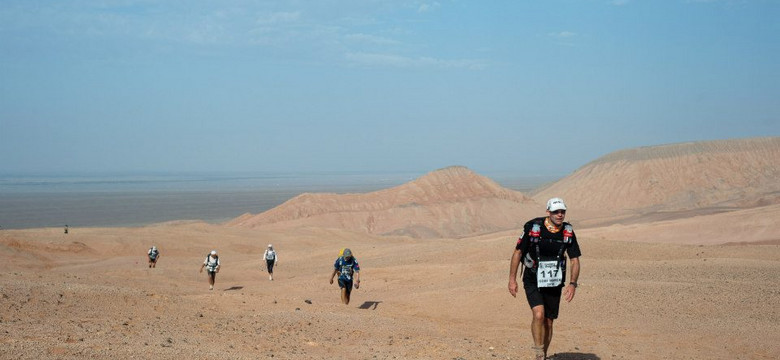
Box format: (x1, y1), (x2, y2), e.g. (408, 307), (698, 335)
(263, 244), (278, 281)
(329, 248), (360, 305)
(199, 250), (221, 290)
(147, 246), (160, 268)
(508, 198), (581, 360)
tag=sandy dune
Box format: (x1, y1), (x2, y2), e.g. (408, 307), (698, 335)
(2, 137), (779, 359)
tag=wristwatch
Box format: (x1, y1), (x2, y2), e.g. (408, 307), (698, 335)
(569, 282), (578, 288)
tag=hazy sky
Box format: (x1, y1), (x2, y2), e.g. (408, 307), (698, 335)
(1, 0), (778, 176)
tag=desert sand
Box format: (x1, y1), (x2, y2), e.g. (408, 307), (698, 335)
(2, 137), (779, 359)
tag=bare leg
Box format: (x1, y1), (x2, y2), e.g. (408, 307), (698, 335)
(341, 287), (351, 305)
(531, 305), (545, 346)
(544, 318), (554, 358)
(531, 305), (546, 359)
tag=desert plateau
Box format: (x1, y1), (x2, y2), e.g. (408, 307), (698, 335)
(2, 137), (779, 360)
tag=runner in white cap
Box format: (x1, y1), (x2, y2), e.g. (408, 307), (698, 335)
(508, 198), (582, 360)
(199, 250), (221, 290)
(147, 245), (160, 268)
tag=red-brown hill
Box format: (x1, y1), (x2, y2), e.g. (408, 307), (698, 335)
(533, 137), (780, 217)
(228, 166), (539, 238)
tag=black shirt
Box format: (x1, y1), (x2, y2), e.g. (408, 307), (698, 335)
(515, 217), (581, 286)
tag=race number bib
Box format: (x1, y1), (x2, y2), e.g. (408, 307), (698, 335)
(536, 261), (563, 288)
(340, 265), (353, 280)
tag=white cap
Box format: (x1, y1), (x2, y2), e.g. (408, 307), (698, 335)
(268, 244), (273, 248)
(210, 250), (217, 255)
(546, 197), (567, 212)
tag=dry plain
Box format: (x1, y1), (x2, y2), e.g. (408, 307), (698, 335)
(2, 137), (779, 360)
(2, 219), (778, 360)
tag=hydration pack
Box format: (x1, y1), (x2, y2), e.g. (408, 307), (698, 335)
(523, 220), (573, 273)
(205, 255), (219, 270)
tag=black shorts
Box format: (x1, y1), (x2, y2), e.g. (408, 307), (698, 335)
(524, 283), (563, 319)
(266, 259), (275, 273)
(338, 278), (353, 294)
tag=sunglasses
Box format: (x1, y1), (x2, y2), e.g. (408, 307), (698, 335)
(550, 210), (566, 215)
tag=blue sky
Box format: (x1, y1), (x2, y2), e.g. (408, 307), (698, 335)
(1, 0), (778, 177)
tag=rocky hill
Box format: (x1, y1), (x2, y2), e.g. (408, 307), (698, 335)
(533, 137), (780, 214)
(230, 137), (780, 236)
(228, 166), (538, 238)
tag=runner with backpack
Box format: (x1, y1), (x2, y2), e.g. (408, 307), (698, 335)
(508, 198), (582, 360)
(147, 245), (160, 268)
(263, 244), (278, 281)
(199, 250), (221, 290)
(329, 248), (360, 305)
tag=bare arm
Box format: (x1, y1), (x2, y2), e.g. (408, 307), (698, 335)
(563, 257), (580, 302)
(508, 249), (523, 297)
(353, 271), (360, 289)
(329, 269), (338, 284)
